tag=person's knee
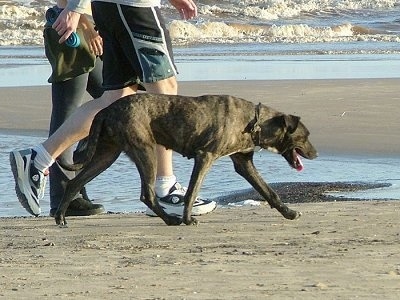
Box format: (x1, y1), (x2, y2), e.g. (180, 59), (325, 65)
(145, 76), (178, 95)
(100, 85), (138, 106)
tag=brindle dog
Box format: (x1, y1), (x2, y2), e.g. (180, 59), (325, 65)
(55, 94), (317, 226)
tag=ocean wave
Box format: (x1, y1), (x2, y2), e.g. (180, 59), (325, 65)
(194, 0), (400, 20)
(169, 20), (400, 45)
(1, 0), (399, 47)
(0, 4), (45, 45)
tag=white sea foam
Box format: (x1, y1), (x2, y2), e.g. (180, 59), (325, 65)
(1, 0), (399, 47)
(228, 200), (261, 207)
(0, 4), (46, 45)
(169, 20), (400, 46)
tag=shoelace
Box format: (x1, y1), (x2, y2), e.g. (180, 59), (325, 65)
(37, 170), (48, 199)
(172, 183), (205, 204)
(171, 182), (186, 193)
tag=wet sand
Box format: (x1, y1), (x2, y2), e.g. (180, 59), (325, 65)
(1, 78), (399, 155)
(0, 79), (399, 299)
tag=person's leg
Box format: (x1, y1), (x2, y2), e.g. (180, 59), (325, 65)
(10, 85), (137, 216)
(143, 77), (217, 216)
(42, 86), (137, 160)
(73, 57), (104, 159)
(48, 58), (106, 216)
(86, 57), (104, 100)
(11, 3), (215, 217)
(144, 76), (178, 179)
(108, 3), (216, 216)
(10, 2), (140, 216)
(49, 73), (87, 211)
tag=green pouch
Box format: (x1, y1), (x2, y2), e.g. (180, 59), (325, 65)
(44, 25), (96, 83)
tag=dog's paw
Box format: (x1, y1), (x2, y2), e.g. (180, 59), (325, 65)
(183, 217), (199, 226)
(164, 216), (183, 226)
(288, 210), (302, 220)
(54, 213), (67, 227)
(293, 211), (302, 220)
(282, 208), (302, 220)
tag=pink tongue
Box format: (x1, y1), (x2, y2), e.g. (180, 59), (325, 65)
(296, 154), (304, 172)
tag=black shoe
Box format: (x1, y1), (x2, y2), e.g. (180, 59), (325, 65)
(49, 197), (105, 217)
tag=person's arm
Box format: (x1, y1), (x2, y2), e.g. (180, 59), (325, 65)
(52, 0), (90, 44)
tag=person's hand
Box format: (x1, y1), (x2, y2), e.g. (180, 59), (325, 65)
(52, 9), (81, 44)
(84, 28), (103, 56)
(168, 0), (198, 20)
(80, 16), (103, 56)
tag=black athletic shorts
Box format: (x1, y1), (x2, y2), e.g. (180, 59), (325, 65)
(92, 2), (177, 90)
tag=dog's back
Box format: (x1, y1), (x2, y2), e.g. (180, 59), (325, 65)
(93, 94), (261, 159)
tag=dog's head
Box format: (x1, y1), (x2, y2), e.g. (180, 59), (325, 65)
(247, 104), (318, 171)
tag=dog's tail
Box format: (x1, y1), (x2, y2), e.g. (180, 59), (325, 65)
(57, 111), (106, 171)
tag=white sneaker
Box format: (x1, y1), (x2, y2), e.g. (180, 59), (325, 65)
(10, 149), (48, 216)
(146, 182), (217, 217)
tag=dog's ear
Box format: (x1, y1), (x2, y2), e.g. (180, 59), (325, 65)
(283, 114), (300, 133)
(243, 119), (261, 134)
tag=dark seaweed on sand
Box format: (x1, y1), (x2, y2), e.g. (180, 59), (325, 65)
(213, 182), (393, 205)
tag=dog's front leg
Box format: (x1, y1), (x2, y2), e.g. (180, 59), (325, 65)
(140, 184), (182, 226)
(183, 154), (214, 225)
(230, 152), (301, 220)
(129, 146), (182, 226)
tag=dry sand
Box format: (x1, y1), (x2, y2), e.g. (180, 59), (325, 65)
(0, 79), (399, 299)
(1, 202), (399, 299)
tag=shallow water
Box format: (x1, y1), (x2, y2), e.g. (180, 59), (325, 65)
(1, 133), (399, 217)
(1, 46), (399, 87)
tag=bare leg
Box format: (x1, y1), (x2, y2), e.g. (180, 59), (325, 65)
(156, 145), (173, 176)
(42, 86), (137, 159)
(144, 76), (178, 178)
(41, 75), (177, 176)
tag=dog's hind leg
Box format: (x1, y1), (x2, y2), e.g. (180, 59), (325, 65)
(230, 152), (301, 220)
(54, 143), (121, 226)
(182, 153), (215, 225)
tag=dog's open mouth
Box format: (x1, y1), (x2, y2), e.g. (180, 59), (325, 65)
(293, 149), (304, 171)
(283, 148), (304, 172)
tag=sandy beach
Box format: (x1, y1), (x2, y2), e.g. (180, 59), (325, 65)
(1, 79), (399, 299)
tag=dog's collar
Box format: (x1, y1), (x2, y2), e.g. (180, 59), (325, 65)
(243, 103), (262, 147)
(251, 103), (262, 147)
